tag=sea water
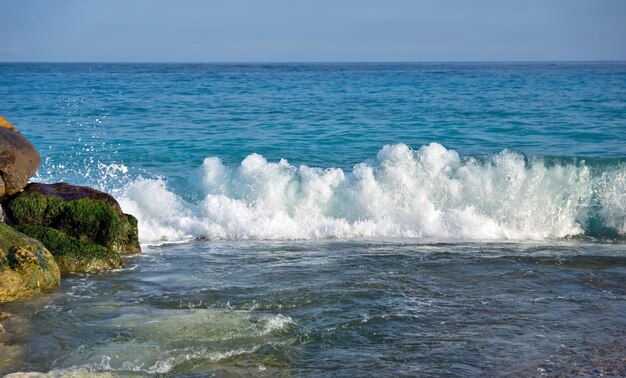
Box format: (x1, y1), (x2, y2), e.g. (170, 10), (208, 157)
(0, 62), (625, 376)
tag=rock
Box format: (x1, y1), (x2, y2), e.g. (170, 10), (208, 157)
(0, 222), (60, 303)
(4, 182), (140, 254)
(0, 115), (41, 197)
(15, 225), (123, 275)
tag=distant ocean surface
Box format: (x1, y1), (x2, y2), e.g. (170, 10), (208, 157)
(1, 63), (625, 376)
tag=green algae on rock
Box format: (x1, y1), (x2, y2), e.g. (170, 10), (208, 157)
(4, 182), (140, 254)
(0, 222), (60, 303)
(16, 225), (123, 275)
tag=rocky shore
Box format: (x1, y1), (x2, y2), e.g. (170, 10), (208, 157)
(0, 115), (140, 303)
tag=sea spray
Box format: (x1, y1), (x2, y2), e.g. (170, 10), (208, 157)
(114, 143), (626, 243)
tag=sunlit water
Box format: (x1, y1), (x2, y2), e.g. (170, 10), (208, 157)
(0, 63), (625, 376)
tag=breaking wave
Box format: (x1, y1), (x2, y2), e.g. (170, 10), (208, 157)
(112, 143), (626, 243)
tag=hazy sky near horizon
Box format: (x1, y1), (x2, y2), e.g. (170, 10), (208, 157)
(1, 0), (625, 62)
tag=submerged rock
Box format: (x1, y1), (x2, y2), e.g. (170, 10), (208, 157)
(0, 222), (60, 303)
(0, 115), (41, 197)
(4, 182), (140, 254)
(16, 225), (123, 275)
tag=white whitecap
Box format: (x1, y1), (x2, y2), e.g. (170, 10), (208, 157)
(113, 143), (625, 243)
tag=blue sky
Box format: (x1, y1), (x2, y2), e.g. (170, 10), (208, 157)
(1, 0), (625, 62)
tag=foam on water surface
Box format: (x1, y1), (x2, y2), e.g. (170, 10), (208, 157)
(37, 308), (294, 375)
(111, 143), (626, 243)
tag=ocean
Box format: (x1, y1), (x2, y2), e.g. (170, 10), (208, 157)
(0, 62), (625, 376)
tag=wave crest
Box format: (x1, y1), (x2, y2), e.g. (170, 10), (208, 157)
(115, 143), (626, 243)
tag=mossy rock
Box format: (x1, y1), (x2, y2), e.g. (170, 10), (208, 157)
(16, 225), (123, 275)
(4, 182), (140, 254)
(0, 222), (60, 303)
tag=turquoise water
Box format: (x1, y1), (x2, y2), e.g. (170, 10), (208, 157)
(1, 63), (625, 376)
(2, 62), (626, 241)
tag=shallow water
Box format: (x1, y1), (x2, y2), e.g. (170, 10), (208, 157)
(1, 240), (625, 376)
(1, 62), (625, 375)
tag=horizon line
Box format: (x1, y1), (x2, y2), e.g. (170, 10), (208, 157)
(1, 59), (625, 65)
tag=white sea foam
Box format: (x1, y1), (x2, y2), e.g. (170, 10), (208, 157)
(115, 143), (626, 243)
(260, 314), (295, 335)
(38, 308), (294, 374)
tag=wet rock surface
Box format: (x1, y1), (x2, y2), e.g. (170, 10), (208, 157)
(0, 222), (60, 303)
(0, 115), (40, 197)
(4, 182), (140, 255)
(16, 225), (123, 275)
